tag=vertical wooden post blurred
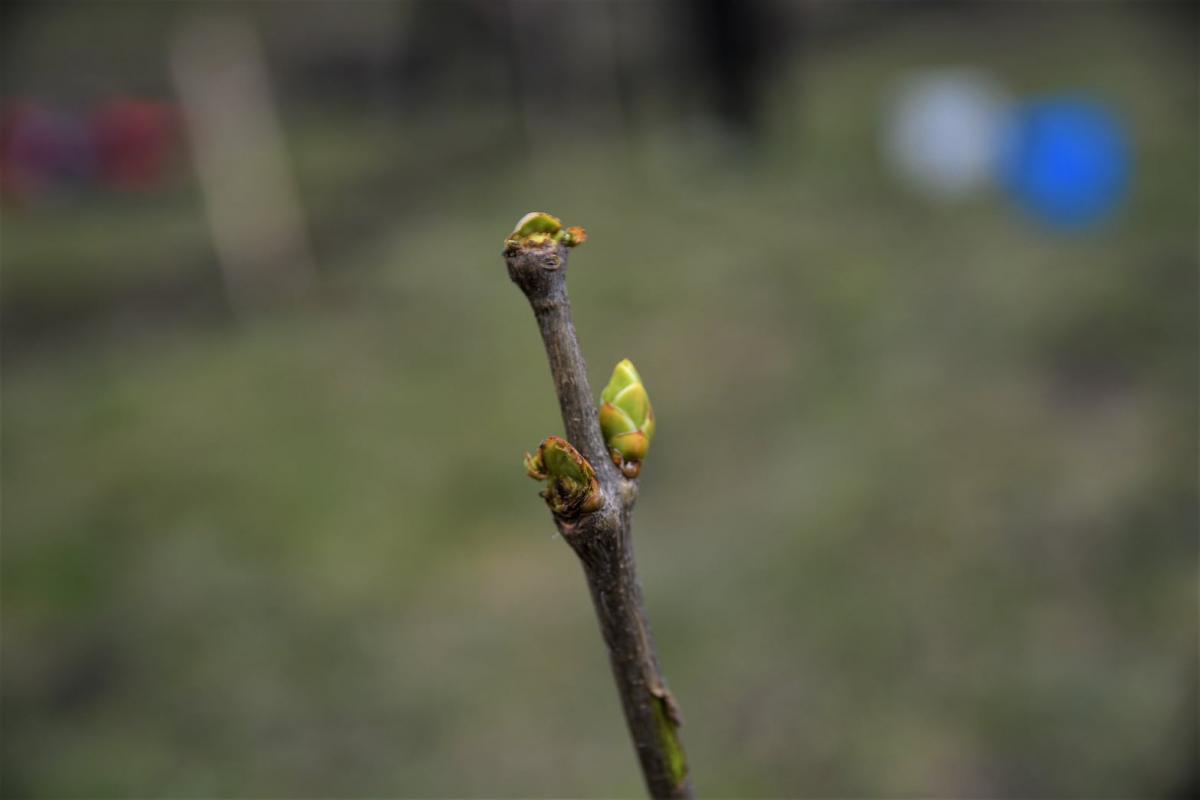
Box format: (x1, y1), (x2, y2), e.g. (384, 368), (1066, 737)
(169, 15), (316, 317)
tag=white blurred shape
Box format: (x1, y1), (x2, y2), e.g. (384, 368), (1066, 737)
(884, 69), (1011, 201)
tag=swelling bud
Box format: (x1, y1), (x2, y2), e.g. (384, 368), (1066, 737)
(599, 359), (656, 479)
(524, 435), (604, 517)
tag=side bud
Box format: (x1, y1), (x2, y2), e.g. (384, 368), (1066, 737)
(599, 359), (656, 479)
(524, 436), (604, 518)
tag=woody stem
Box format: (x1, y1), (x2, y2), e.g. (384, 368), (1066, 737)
(505, 240), (693, 799)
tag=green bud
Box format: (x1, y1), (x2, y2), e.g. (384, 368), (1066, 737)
(599, 359), (655, 479)
(504, 212), (586, 253)
(514, 211), (562, 237)
(601, 358), (641, 404)
(524, 435), (604, 517)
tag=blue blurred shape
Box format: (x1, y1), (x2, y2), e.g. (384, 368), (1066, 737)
(1002, 97), (1131, 229)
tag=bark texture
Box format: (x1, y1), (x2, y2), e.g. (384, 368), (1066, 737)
(506, 241), (692, 799)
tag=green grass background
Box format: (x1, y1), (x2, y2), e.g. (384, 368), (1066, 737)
(3, 3), (1196, 797)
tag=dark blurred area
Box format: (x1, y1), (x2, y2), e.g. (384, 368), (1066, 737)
(2, 1), (1197, 797)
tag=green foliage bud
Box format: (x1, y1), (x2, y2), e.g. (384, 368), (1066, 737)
(504, 211), (586, 253)
(524, 435), (604, 518)
(599, 359), (655, 479)
(514, 211), (562, 237)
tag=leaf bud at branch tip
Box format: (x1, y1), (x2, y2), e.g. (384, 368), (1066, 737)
(599, 359), (655, 479)
(504, 211), (587, 255)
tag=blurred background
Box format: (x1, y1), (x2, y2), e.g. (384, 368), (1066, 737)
(2, 1), (1197, 797)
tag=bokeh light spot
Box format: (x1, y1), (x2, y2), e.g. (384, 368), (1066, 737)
(1001, 97), (1131, 229)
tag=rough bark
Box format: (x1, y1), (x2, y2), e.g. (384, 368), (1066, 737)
(505, 241), (692, 799)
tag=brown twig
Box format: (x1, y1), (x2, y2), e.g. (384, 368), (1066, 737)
(505, 235), (693, 799)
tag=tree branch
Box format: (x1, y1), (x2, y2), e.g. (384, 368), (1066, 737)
(505, 234), (693, 799)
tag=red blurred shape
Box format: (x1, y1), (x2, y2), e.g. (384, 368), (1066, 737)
(90, 98), (177, 191)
